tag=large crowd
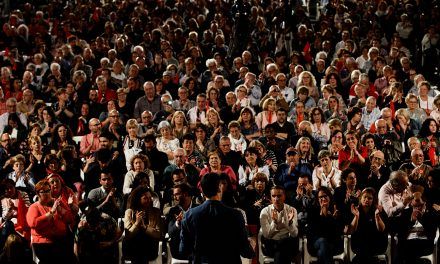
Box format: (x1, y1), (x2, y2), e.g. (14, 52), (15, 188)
(0, 0), (439, 263)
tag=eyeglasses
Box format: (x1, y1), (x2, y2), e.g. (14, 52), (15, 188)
(39, 189), (51, 194)
(91, 123), (100, 126)
(372, 156), (383, 161)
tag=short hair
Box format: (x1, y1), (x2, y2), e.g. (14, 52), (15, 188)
(297, 86), (309, 95)
(130, 153), (150, 170)
(200, 173), (220, 198)
(317, 150), (331, 160)
(35, 179), (50, 193)
(96, 148), (112, 163)
(182, 133), (195, 142)
(174, 183), (192, 195)
(251, 172), (269, 186)
(341, 167), (356, 182)
(390, 170), (408, 189)
(271, 185), (286, 194)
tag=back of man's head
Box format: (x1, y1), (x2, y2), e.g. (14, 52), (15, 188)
(201, 173), (220, 198)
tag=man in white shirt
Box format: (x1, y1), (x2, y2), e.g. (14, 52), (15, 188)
(361, 96), (381, 130)
(0, 98), (27, 133)
(260, 186), (299, 263)
(187, 93), (207, 129)
(275, 73), (295, 103)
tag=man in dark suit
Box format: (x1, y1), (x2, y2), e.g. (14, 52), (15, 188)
(180, 173), (254, 263)
(167, 183), (198, 260)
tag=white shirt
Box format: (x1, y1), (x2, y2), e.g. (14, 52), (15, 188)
(312, 166), (341, 192)
(187, 106), (207, 125)
(260, 204), (298, 240)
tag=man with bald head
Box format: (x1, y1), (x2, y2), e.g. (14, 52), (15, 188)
(162, 148), (199, 191)
(399, 148), (432, 187)
(364, 150), (390, 192)
(80, 118), (102, 157)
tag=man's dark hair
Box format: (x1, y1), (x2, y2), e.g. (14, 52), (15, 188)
(174, 183), (192, 196)
(96, 148), (112, 163)
(99, 131), (115, 141)
(144, 134), (156, 143)
(200, 173), (220, 198)
(172, 168), (185, 177)
(182, 133), (195, 142)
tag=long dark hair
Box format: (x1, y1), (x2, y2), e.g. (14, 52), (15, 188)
(126, 186), (154, 211)
(418, 118), (438, 138)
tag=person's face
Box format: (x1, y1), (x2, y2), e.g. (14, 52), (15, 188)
(299, 140), (310, 152)
(173, 187), (186, 204)
(140, 192), (152, 207)
(408, 139), (421, 150)
(345, 172), (357, 189)
(219, 139), (231, 153)
(99, 137), (111, 149)
(301, 74), (311, 85)
(89, 120), (101, 133)
(208, 112), (218, 124)
(229, 127), (240, 139)
(276, 111), (286, 123)
(182, 139), (194, 152)
(144, 140), (155, 151)
(328, 98), (337, 109)
(346, 134), (358, 148)
(429, 121), (437, 134)
(312, 110), (322, 123)
(38, 185), (52, 202)
(319, 156), (331, 170)
(197, 97), (206, 110)
(100, 174), (113, 190)
(6, 101), (16, 113)
(298, 177), (309, 188)
(89, 90), (98, 101)
(353, 112), (362, 122)
(141, 113), (153, 124)
(81, 104), (89, 116)
(411, 150), (424, 165)
(42, 110), (52, 122)
(58, 126), (67, 139)
(267, 101), (275, 111)
(226, 93), (236, 106)
(241, 111), (251, 121)
(277, 76), (287, 88)
(144, 84), (155, 97)
(271, 189), (285, 207)
(178, 89), (188, 100)
(365, 138), (375, 150)
(127, 126), (137, 137)
(160, 127), (171, 137)
(376, 121), (387, 135)
(245, 151), (257, 164)
(360, 192), (374, 208)
(48, 177), (62, 193)
(174, 151), (186, 165)
(406, 98), (418, 109)
(366, 99), (376, 111)
(330, 132), (342, 145)
(254, 179), (266, 193)
(298, 93), (307, 101)
(318, 190), (330, 208)
(172, 173), (186, 185)
(286, 152), (299, 163)
(209, 154), (221, 168)
(427, 176), (435, 189)
(4, 184), (16, 198)
(13, 161), (24, 173)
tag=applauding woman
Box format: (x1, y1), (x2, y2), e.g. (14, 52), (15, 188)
(123, 186), (162, 264)
(26, 180), (75, 264)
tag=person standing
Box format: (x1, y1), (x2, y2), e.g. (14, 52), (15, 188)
(180, 173), (254, 263)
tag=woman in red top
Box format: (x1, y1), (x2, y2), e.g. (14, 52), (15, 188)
(199, 150), (238, 190)
(26, 180), (75, 264)
(338, 130), (367, 171)
(47, 173), (79, 218)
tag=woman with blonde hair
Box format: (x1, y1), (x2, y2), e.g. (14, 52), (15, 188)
(123, 119), (143, 171)
(394, 108), (418, 145)
(204, 108), (225, 142)
(170, 111), (189, 141)
(405, 93), (427, 127)
(123, 154), (155, 194)
(295, 136), (316, 168)
(297, 71), (319, 103)
(255, 97), (277, 130)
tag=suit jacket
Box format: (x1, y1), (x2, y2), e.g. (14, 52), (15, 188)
(180, 200), (254, 264)
(167, 203), (198, 259)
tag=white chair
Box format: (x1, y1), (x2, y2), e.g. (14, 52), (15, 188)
(73, 135), (83, 145)
(257, 229), (302, 264)
(419, 228), (439, 264)
(118, 218), (163, 264)
(166, 240), (189, 264)
(347, 234), (391, 263)
(303, 236), (347, 264)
